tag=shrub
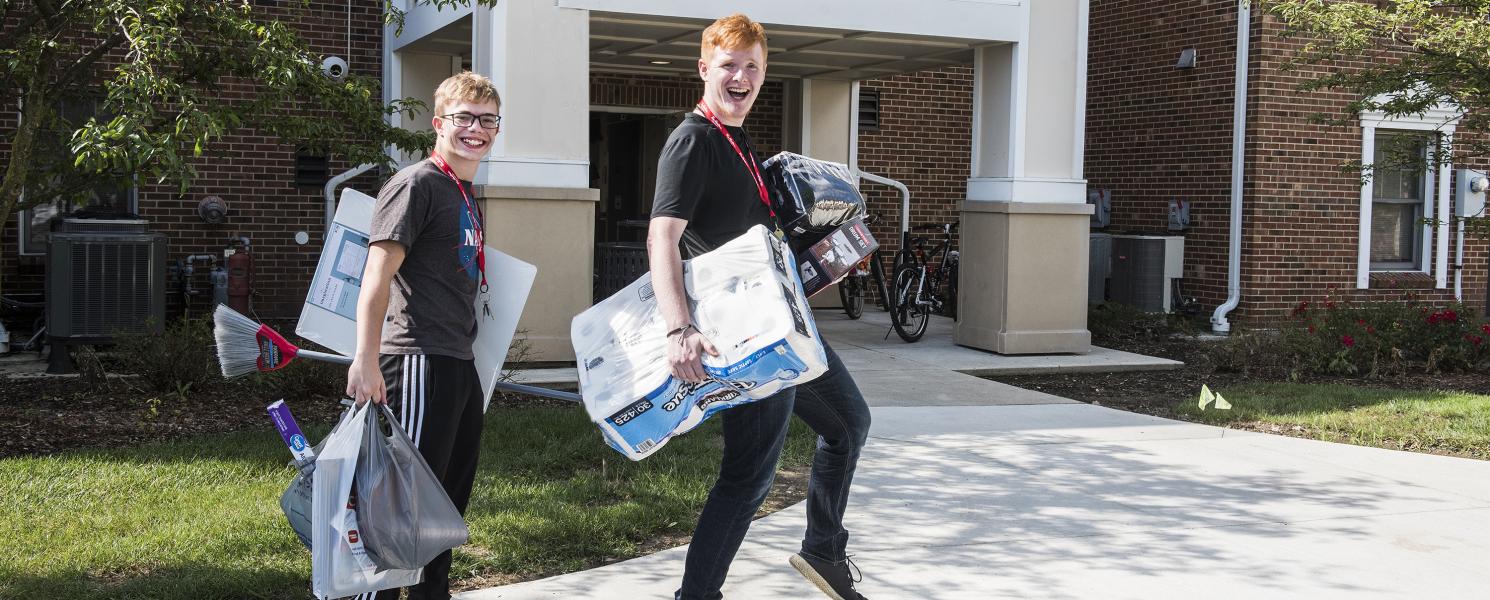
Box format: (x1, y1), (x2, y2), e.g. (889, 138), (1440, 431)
(109, 315), (228, 394)
(1281, 292), (1489, 377)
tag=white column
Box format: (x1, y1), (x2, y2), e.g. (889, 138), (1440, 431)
(1358, 126), (1375, 289)
(472, 0), (590, 188)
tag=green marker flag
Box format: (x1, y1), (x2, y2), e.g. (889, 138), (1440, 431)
(1198, 384), (1232, 411)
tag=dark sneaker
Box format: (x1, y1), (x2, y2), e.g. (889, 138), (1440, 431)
(789, 552), (867, 600)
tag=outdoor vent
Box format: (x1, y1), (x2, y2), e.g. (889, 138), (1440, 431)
(1088, 232), (1112, 305)
(295, 151), (330, 187)
(858, 89), (881, 131)
(46, 219), (166, 342)
(1108, 235), (1184, 313)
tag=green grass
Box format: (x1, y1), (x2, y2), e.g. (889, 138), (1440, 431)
(0, 405), (817, 599)
(1177, 383), (1490, 460)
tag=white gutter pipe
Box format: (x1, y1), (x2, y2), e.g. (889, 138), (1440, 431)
(324, 163), (377, 230)
(1212, 0), (1251, 333)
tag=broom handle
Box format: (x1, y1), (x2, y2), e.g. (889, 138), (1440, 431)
(297, 349), (579, 403)
(494, 381), (582, 404)
(296, 349), (353, 365)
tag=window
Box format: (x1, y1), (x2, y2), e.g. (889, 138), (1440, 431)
(16, 99), (138, 256)
(1356, 98), (1460, 289)
(1369, 134), (1427, 271)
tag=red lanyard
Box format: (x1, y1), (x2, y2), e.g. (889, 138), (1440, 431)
(695, 101), (774, 220)
(428, 153), (488, 292)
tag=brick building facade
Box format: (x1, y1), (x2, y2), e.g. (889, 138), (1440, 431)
(1085, 0), (1490, 322)
(7, 1), (1478, 338)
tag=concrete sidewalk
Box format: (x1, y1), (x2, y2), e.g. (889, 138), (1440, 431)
(461, 402), (1490, 599)
(468, 310), (1487, 598)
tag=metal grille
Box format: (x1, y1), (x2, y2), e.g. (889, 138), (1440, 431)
(1109, 237), (1166, 312)
(69, 241), (154, 336)
(596, 242), (649, 302)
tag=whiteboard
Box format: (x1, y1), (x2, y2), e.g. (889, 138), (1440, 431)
(296, 187), (537, 410)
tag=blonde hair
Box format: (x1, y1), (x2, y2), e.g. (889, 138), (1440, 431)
(700, 14), (767, 61)
(433, 71), (502, 115)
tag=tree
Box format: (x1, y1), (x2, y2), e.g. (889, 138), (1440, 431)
(1265, 0), (1490, 234)
(0, 0), (441, 296)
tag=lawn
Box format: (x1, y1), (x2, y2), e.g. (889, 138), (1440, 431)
(1177, 383), (1490, 460)
(1, 404), (818, 599)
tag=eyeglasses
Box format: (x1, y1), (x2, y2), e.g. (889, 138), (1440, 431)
(441, 112), (502, 130)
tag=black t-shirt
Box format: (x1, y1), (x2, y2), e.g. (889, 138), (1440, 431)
(651, 113), (775, 258)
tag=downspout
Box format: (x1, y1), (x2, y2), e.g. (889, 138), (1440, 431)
(1211, 0), (1252, 333)
(324, 163), (377, 230)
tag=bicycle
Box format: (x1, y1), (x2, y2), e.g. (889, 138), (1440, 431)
(890, 221), (959, 342)
(837, 214), (892, 319)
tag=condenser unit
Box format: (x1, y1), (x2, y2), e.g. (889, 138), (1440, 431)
(46, 218), (167, 344)
(1089, 232), (1112, 305)
(1108, 235), (1184, 313)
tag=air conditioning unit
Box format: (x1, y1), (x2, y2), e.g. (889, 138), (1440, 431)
(46, 217), (167, 345)
(1109, 235), (1184, 313)
(1089, 232), (1112, 305)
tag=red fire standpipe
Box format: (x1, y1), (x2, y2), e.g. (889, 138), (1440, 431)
(227, 238), (253, 314)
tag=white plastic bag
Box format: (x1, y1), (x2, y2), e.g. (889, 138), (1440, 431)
(311, 404), (422, 599)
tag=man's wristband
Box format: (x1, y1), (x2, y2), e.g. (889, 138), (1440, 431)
(666, 323), (698, 338)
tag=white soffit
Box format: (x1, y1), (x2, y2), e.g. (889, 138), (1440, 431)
(587, 12), (984, 80)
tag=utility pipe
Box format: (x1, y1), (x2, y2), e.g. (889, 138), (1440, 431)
(856, 169), (912, 251)
(324, 163), (377, 231)
(1212, 0), (1252, 333)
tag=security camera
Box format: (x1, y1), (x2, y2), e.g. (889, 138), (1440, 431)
(321, 56), (349, 82)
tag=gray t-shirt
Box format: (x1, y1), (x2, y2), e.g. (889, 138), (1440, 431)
(370, 159), (482, 359)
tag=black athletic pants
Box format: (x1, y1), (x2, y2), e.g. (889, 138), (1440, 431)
(359, 353), (485, 600)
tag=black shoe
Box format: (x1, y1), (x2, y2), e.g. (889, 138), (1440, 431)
(789, 552), (867, 600)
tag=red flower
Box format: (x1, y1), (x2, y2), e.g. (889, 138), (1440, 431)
(1366, 326), (1376, 334)
(1444, 310), (1458, 323)
(1308, 325), (1317, 333)
(1481, 324), (1490, 335)
(1356, 319), (1366, 326)
(1466, 335), (1484, 346)
(1341, 335), (1356, 348)
(1292, 300), (1310, 317)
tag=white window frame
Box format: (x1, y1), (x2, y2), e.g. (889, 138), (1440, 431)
(1358, 103), (1460, 289)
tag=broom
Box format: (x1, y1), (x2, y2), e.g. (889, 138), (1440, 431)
(212, 304), (581, 403)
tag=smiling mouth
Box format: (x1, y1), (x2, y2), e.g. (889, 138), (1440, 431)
(459, 137), (487, 149)
(726, 87), (750, 100)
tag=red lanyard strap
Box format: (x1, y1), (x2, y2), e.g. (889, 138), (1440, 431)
(696, 101), (774, 220)
(428, 153), (488, 291)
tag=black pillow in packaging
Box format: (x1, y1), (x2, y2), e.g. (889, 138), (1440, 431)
(762, 152), (867, 252)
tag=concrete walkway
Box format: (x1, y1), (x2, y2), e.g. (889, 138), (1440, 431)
(464, 311), (1490, 599)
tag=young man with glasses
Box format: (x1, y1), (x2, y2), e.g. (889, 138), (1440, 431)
(649, 14), (872, 600)
(346, 71), (501, 600)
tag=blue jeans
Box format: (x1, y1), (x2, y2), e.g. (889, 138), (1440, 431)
(791, 343), (871, 564)
(676, 388), (797, 600)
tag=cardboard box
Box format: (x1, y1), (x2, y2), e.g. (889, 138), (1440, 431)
(571, 225), (829, 461)
(795, 217), (879, 298)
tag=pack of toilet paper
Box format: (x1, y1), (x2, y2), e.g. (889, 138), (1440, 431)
(571, 225), (828, 460)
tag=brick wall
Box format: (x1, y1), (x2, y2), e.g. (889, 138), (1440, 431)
(1244, 13), (1488, 319)
(1085, 0), (1245, 316)
(1085, 2), (1488, 322)
(856, 66), (974, 291)
(0, 0), (386, 320)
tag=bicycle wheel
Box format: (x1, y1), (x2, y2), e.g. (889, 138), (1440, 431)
(839, 274), (865, 319)
(870, 253), (892, 312)
(891, 266), (930, 342)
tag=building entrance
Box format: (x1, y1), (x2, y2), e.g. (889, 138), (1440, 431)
(590, 109), (685, 299)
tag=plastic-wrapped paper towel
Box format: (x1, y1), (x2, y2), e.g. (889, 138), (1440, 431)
(571, 225), (828, 460)
(762, 152), (867, 252)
